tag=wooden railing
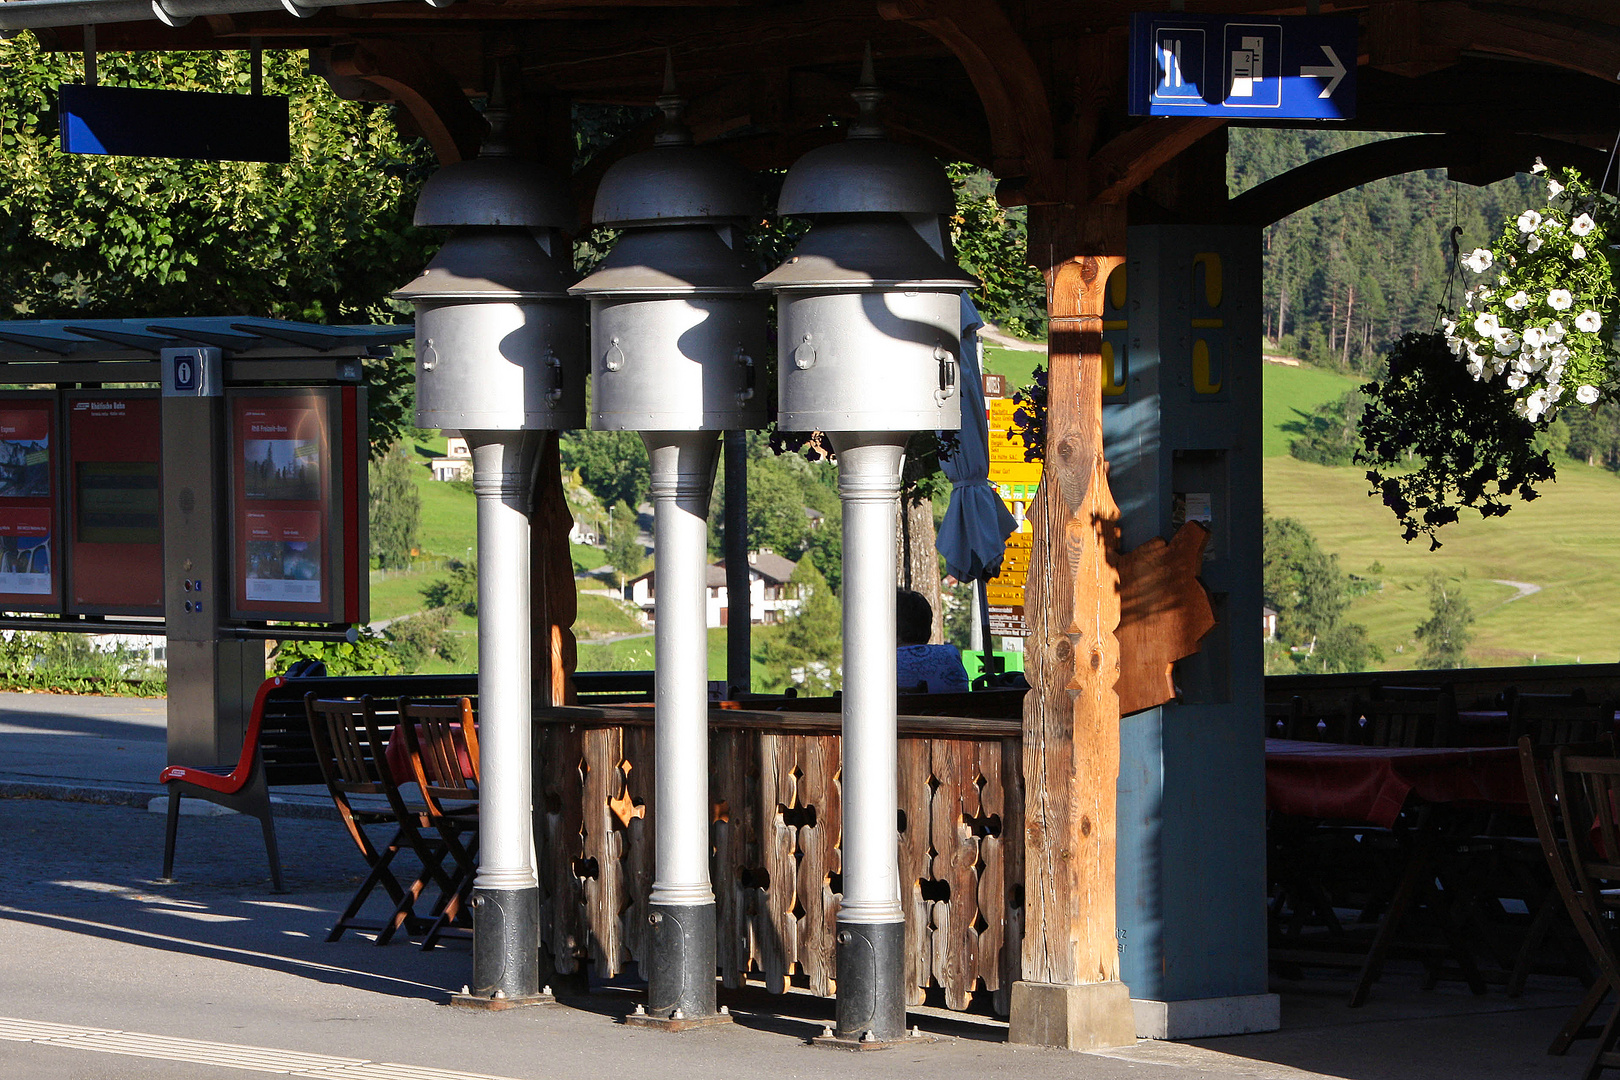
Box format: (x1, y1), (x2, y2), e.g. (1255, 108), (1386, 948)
(1267, 663), (1620, 727)
(532, 706), (1024, 1013)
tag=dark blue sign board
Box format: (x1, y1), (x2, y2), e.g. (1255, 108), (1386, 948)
(59, 84), (290, 163)
(1128, 13), (1357, 120)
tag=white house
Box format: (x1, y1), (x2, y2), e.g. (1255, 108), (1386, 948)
(624, 549), (805, 628)
(429, 434), (473, 482)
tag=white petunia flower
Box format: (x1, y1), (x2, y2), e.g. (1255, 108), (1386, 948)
(1548, 321), (1568, 342)
(1549, 289), (1574, 311)
(1577, 384), (1601, 404)
(1506, 372), (1529, 390)
(1550, 343), (1571, 366)
(1574, 243), (1587, 259)
(1523, 388), (1551, 422)
(1572, 213), (1597, 237)
(1549, 177), (1565, 198)
(1494, 329), (1521, 355)
(1506, 291), (1530, 311)
(1462, 248), (1494, 273)
(1522, 326), (1548, 349)
(1532, 158), (1548, 174)
(1519, 209), (1544, 233)
(1576, 310), (1603, 333)
(1527, 234), (1544, 253)
(1474, 312), (1501, 336)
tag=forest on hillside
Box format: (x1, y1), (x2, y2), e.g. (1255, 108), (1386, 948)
(1229, 129), (1542, 374)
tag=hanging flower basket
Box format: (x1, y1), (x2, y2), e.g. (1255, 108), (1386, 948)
(1360, 161), (1620, 546)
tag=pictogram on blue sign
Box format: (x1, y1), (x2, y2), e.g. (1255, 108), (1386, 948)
(1129, 13), (1357, 120)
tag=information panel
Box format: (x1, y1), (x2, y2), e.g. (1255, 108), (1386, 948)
(227, 388), (366, 624)
(985, 391), (1041, 639)
(66, 392), (163, 615)
(0, 394), (61, 611)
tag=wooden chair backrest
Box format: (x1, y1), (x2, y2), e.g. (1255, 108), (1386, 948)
(1510, 692), (1613, 746)
(1359, 684), (1456, 747)
(1518, 738), (1620, 990)
(1552, 745), (1620, 912)
(396, 696), (480, 818)
(303, 693), (394, 799)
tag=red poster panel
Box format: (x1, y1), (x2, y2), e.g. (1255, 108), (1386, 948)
(231, 393), (332, 618)
(66, 393), (162, 615)
(0, 396), (60, 611)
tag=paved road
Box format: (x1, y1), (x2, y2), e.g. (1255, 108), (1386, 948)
(0, 691), (1597, 1080)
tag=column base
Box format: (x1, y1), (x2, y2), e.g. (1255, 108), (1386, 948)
(834, 920), (907, 1042)
(471, 886), (540, 1000)
(448, 986), (556, 1011)
(624, 1004), (735, 1032)
(1131, 993), (1280, 1040)
(645, 901), (719, 1021)
(811, 1026), (946, 1051)
(1008, 980), (1137, 1050)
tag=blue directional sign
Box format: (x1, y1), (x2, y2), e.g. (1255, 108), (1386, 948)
(59, 84), (289, 163)
(1128, 13), (1357, 120)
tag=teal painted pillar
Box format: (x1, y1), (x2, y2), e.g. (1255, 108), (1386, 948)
(1104, 225), (1277, 1039)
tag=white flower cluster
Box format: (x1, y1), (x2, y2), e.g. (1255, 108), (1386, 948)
(1443, 162), (1616, 423)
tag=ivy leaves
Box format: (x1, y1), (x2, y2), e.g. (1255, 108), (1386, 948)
(1357, 331), (1556, 548)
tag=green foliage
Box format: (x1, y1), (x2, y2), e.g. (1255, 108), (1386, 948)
(748, 452), (812, 557)
(1565, 402), (1620, 469)
(1263, 513), (1379, 673)
(560, 430), (649, 511)
(420, 557), (477, 616)
(942, 580), (975, 650)
(1230, 129), (1541, 373)
(0, 632), (165, 695)
(385, 607), (461, 671)
(758, 558), (841, 694)
(1288, 389), (1367, 466)
(0, 35), (436, 456)
(1414, 572), (1475, 669)
(368, 441), (420, 570)
(271, 626), (402, 677)
(1358, 332), (1556, 547)
(947, 164), (1046, 339)
(604, 501), (646, 587)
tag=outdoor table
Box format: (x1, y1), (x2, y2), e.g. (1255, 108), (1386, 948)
(1265, 737), (1527, 827)
(1266, 738), (1528, 1005)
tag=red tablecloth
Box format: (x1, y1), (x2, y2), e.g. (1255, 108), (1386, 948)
(384, 723), (476, 786)
(1265, 738), (1526, 827)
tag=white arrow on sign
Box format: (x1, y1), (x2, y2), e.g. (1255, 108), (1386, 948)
(1300, 44), (1346, 98)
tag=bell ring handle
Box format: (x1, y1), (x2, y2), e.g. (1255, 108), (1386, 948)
(935, 345), (958, 404)
(546, 347), (565, 406)
(735, 345), (756, 403)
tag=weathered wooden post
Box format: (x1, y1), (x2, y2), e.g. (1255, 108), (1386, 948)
(1007, 210), (1138, 1049)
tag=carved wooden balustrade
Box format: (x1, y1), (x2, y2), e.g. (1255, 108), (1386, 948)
(532, 705), (1024, 1013)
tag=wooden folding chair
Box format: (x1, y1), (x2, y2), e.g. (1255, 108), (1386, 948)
(396, 695), (481, 950)
(1520, 736), (1620, 1077)
(304, 694), (455, 945)
(1513, 693), (1615, 748)
(1357, 684), (1457, 748)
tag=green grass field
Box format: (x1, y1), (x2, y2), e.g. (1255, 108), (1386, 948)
(982, 344), (1043, 392)
(1263, 362), (1620, 668)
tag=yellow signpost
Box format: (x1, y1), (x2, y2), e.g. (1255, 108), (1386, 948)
(984, 395), (1042, 638)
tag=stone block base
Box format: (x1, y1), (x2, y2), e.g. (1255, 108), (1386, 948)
(1131, 994), (1280, 1040)
(1008, 980), (1137, 1050)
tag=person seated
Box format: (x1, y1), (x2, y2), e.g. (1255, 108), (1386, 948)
(895, 589), (970, 694)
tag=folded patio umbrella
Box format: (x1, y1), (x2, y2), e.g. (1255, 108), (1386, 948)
(936, 295), (1019, 583)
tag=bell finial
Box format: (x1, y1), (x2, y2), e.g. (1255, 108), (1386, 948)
(848, 42), (885, 140)
(654, 50), (694, 147)
(481, 68), (514, 158)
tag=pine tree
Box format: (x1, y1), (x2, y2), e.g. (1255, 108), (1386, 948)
(759, 559), (842, 694)
(604, 502), (646, 588)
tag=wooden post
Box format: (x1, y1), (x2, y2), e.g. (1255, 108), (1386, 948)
(530, 432), (578, 707)
(1008, 205), (1137, 1049)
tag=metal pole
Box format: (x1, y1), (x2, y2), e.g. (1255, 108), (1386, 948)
(828, 430), (908, 1042)
(723, 429), (750, 697)
(467, 430), (543, 1002)
(643, 430), (722, 1021)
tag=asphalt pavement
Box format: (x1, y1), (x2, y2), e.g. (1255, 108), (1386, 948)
(0, 690), (1600, 1080)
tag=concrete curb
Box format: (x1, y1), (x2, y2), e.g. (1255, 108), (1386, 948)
(0, 779), (340, 822)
